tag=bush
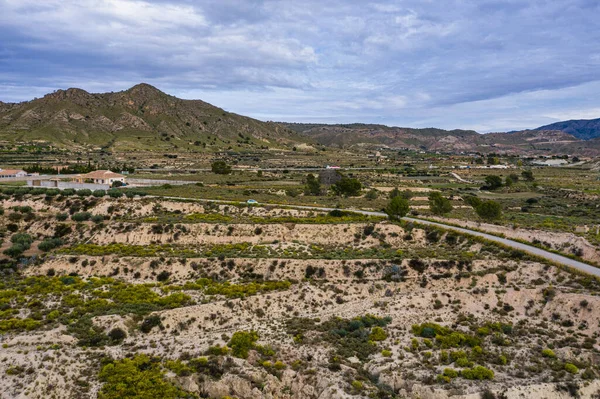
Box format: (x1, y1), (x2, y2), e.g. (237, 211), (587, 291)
(72, 212), (92, 222)
(443, 368), (458, 378)
(157, 271), (171, 282)
(429, 192), (453, 215)
(11, 233), (33, 249)
(463, 195), (482, 208)
(77, 189), (92, 197)
(484, 175), (503, 190)
(369, 326), (387, 341)
(304, 174), (321, 195)
(228, 330), (259, 359)
(461, 365), (494, 380)
(475, 200), (502, 221)
(38, 238), (64, 252)
(91, 215), (105, 224)
(541, 348), (556, 358)
(56, 213), (69, 221)
(107, 189), (123, 198)
(211, 160), (232, 175)
(332, 177), (362, 197)
(140, 315), (162, 333)
(564, 363), (579, 374)
(107, 328), (127, 343)
(93, 190), (106, 198)
(3, 244), (27, 258)
(365, 189), (379, 200)
(98, 355), (186, 399)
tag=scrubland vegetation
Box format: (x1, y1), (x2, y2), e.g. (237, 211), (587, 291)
(0, 151), (599, 399)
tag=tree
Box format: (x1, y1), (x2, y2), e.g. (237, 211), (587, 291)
(521, 170), (534, 181)
(385, 196), (410, 221)
(463, 195), (482, 208)
(332, 177), (362, 197)
(475, 200), (502, 221)
(389, 187), (412, 200)
(484, 175), (503, 190)
(504, 176), (514, 187)
(211, 160), (232, 175)
(428, 192), (453, 216)
(304, 173), (321, 195)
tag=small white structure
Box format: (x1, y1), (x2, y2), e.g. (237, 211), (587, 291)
(73, 170), (126, 186)
(0, 168), (27, 178)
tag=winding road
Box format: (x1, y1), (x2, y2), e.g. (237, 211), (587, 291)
(158, 196), (600, 278)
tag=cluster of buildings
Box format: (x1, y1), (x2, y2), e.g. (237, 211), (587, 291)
(0, 168), (127, 190)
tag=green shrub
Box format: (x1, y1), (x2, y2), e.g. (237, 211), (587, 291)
(461, 365), (494, 380)
(369, 326), (388, 341)
(443, 368), (458, 378)
(98, 355), (188, 399)
(541, 348), (556, 358)
(140, 315), (162, 333)
(72, 212), (92, 222)
(107, 189), (123, 198)
(429, 192), (453, 215)
(229, 330), (259, 359)
(564, 363), (579, 374)
(11, 233), (33, 249)
(77, 189), (92, 197)
(38, 238), (64, 252)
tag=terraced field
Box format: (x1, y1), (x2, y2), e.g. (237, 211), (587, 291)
(1, 192), (599, 398)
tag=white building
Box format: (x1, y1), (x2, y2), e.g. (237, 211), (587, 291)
(73, 170), (126, 186)
(0, 168), (27, 178)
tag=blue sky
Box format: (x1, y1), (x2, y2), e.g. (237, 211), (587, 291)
(1, 0), (599, 132)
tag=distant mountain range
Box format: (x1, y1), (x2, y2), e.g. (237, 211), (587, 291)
(533, 118), (600, 140)
(0, 83), (300, 151)
(285, 123), (600, 156)
(1, 84), (599, 156)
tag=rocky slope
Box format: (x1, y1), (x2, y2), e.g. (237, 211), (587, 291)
(1, 194), (599, 398)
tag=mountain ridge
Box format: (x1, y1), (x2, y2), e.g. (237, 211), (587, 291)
(284, 122), (600, 156)
(0, 83), (302, 151)
(2, 84), (599, 156)
(534, 117), (600, 140)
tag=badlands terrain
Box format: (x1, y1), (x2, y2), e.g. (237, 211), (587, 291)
(1, 191), (599, 399)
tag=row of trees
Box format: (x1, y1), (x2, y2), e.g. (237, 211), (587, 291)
(484, 170), (534, 190)
(385, 192), (502, 221)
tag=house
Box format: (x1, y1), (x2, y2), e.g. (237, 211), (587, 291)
(0, 168), (27, 178)
(73, 170), (126, 186)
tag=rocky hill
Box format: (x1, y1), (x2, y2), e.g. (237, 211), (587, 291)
(534, 118), (600, 140)
(0, 84), (302, 151)
(286, 123), (600, 156)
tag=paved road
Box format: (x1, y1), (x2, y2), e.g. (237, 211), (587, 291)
(155, 196), (600, 277)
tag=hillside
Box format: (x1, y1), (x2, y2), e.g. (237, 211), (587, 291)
(286, 123), (600, 156)
(0, 84), (303, 151)
(534, 118), (600, 140)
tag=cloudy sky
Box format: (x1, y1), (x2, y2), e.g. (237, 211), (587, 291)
(1, 0), (599, 132)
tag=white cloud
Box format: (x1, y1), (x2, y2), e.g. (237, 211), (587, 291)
(1, 0), (600, 131)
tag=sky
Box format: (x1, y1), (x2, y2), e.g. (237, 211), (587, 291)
(1, 0), (600, 132)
